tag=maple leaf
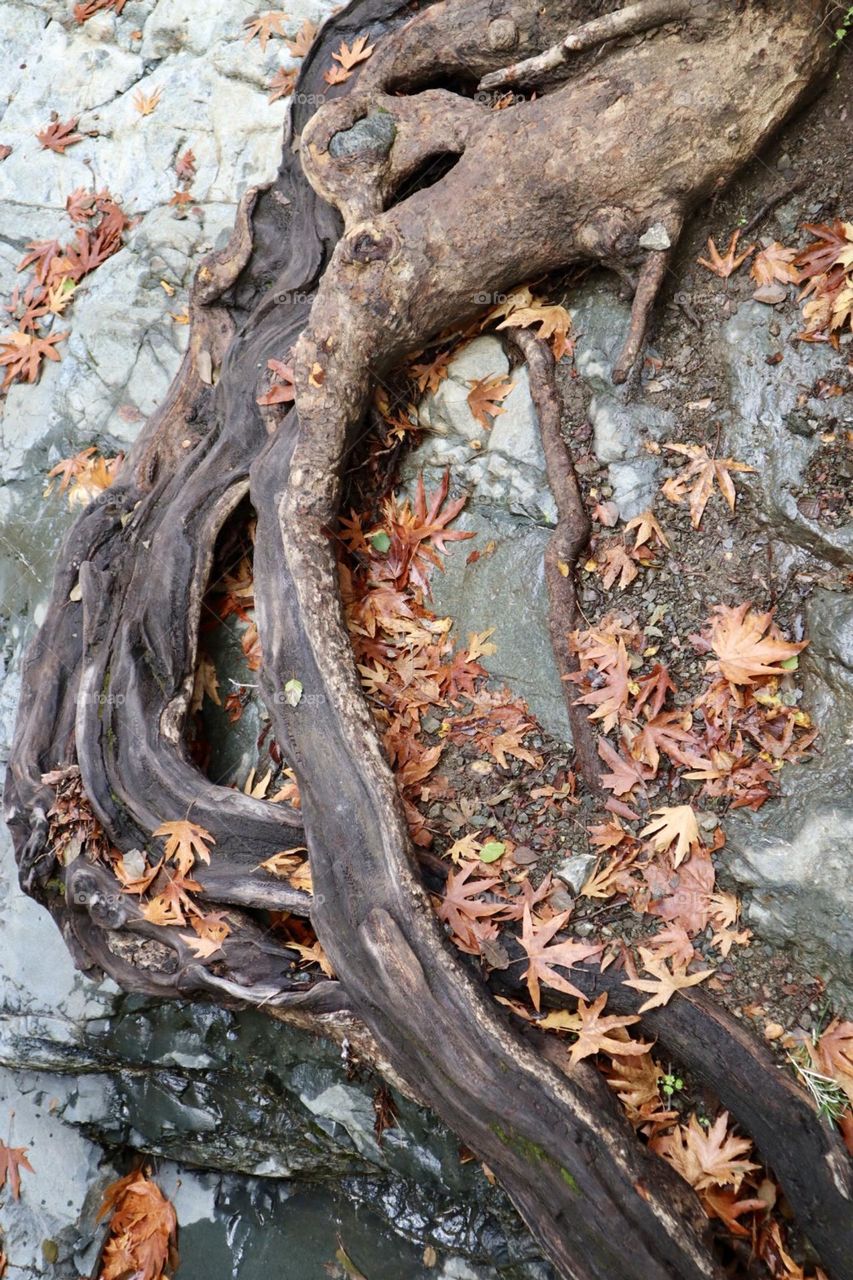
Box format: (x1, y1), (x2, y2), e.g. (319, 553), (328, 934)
(702, 1187), (767, 1237)
(795, 220), (853, 289)
(597, 542), (639, 590)
(286, 19), (318, 57)
(750, 241), (799, 287)
(133, 87), (162, 115)
(705, 603), (806, 686)
(257, 358), (296, 405)
(651, 1111), (758, 1192)
(66, 187), (97, 222)
(268, 67), (298, 101)
(497, 301), (572, 360)
(623, 949), (715, 1012)
(323, 64), (350, 85)
(550, 993), (650, 1066)
(0, 1139), (34, 1200)
(244, 10), (288, 50)
(697, 230), (755, 279)
(175, 148), (196, 182)
(332, 34), (375, 71)
(180, 932), (223, 959)
(597, 737), (649, 797)
(647, 853), (716, 935)
(17, 237), (63, 284)
(467, 374), (514, 428)
(625, 510), (670, 551)
(661, 443), (755, 529)
(153, 819), (215, 876)
(141, 871), (203, 926)
(574, 637), (632, 733)
(98, 1170), (178, 1280)
(289, 939), (335, 977)
(605, 1041), (670, 1127)
(409, 349), (451, 393)
(518, 905), (602, 1011)
(645, 924), (696, 969)
(640, 805), (701, 868)
(258, 846), (309, 877)
(37, 117), (83, 153)
(809, 1018), (853, 1107)
(0, 329), (69, 389)
(438, 861), (505, 953)
(627, 707), (698, 774)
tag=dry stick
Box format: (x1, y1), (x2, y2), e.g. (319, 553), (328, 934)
(506, 330), (600, 790)
(479, 0), (697, 90)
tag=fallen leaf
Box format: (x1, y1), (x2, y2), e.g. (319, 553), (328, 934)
(153, 819), (215, 877)
(661, 443), (755, 529)
(0, 1139), (34, 1200)
(623, 950), (715, 1012)
(705, 603), (806, 686)
(697, 230), (755, 279)
(243, 10), (288, 50)
(651, 1111), (758, 1192)
(133, 87), (162, 116)
(750, 241), (799, 287)
(467, 374), (514, 428)
(640, 805), (701, 869)
(519, 905), (602, 1011)
(554, 993), (651, 1066)
(37, 117), (83, 153)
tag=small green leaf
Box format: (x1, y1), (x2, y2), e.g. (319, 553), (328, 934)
(780, 656), (799, 671)
(479, 840), (506, 863)
(284, 678), (303, 707)
(369, 530), (391, 553)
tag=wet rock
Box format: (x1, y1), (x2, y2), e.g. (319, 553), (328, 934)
(727, 588), (853, 1006)
(570, 280), (673, 519)
(717, 301), (853, 564)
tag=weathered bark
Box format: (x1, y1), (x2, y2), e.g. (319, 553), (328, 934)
(5, 2), (851, 1277)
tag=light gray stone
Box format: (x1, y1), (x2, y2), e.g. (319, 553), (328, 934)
(554, 853), (597, 895)
(638, 222), (671, 251)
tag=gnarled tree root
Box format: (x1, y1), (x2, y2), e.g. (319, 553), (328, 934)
(5, 2), (851, 1277)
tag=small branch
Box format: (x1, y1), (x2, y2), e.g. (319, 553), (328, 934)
(479, 0), (696, 91)
(506, 330), (599, 791)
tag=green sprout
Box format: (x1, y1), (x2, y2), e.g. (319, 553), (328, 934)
(661, 1071), (684, 1099)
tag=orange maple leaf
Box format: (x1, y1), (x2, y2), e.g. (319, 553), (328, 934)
(697, 230), (755, 279)
(518, 905), (602, 1011)
(466, 374), (514, 428)
(705, 603), (806, 686)
(0, 1138), (34, 1200)
(153, 819), (215, 876)
(661, 443), (755, 530)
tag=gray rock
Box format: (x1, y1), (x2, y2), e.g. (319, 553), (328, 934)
(727, 589), (853, 1005)
(571, 281), (673, 518)
(638, 222), (671, 251)
(554, 853), (597, 896)
(718, 301), (853, 563)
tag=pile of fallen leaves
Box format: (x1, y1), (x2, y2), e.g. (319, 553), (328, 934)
(97, 1168), (178, 1280)
(698, 218), (853, 344)
(1, 188), (131, 391)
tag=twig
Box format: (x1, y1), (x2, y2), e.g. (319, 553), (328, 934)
(505, 330), (600, 791)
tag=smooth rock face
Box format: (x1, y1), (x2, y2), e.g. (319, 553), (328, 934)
(404, 336), (571, 740)
(727, 587), (853, 1003)
(718, 302), (853, 563)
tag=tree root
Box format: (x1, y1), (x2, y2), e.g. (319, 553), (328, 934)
(4, 2), (850, 1277)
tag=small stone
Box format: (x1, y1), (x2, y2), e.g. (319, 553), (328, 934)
(554, 853), (596, 895)
(549, 888), (574, 913)
(512, 845), (539, 866)
(638, 222), (671, 251)
(753, 283), (787, 306)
